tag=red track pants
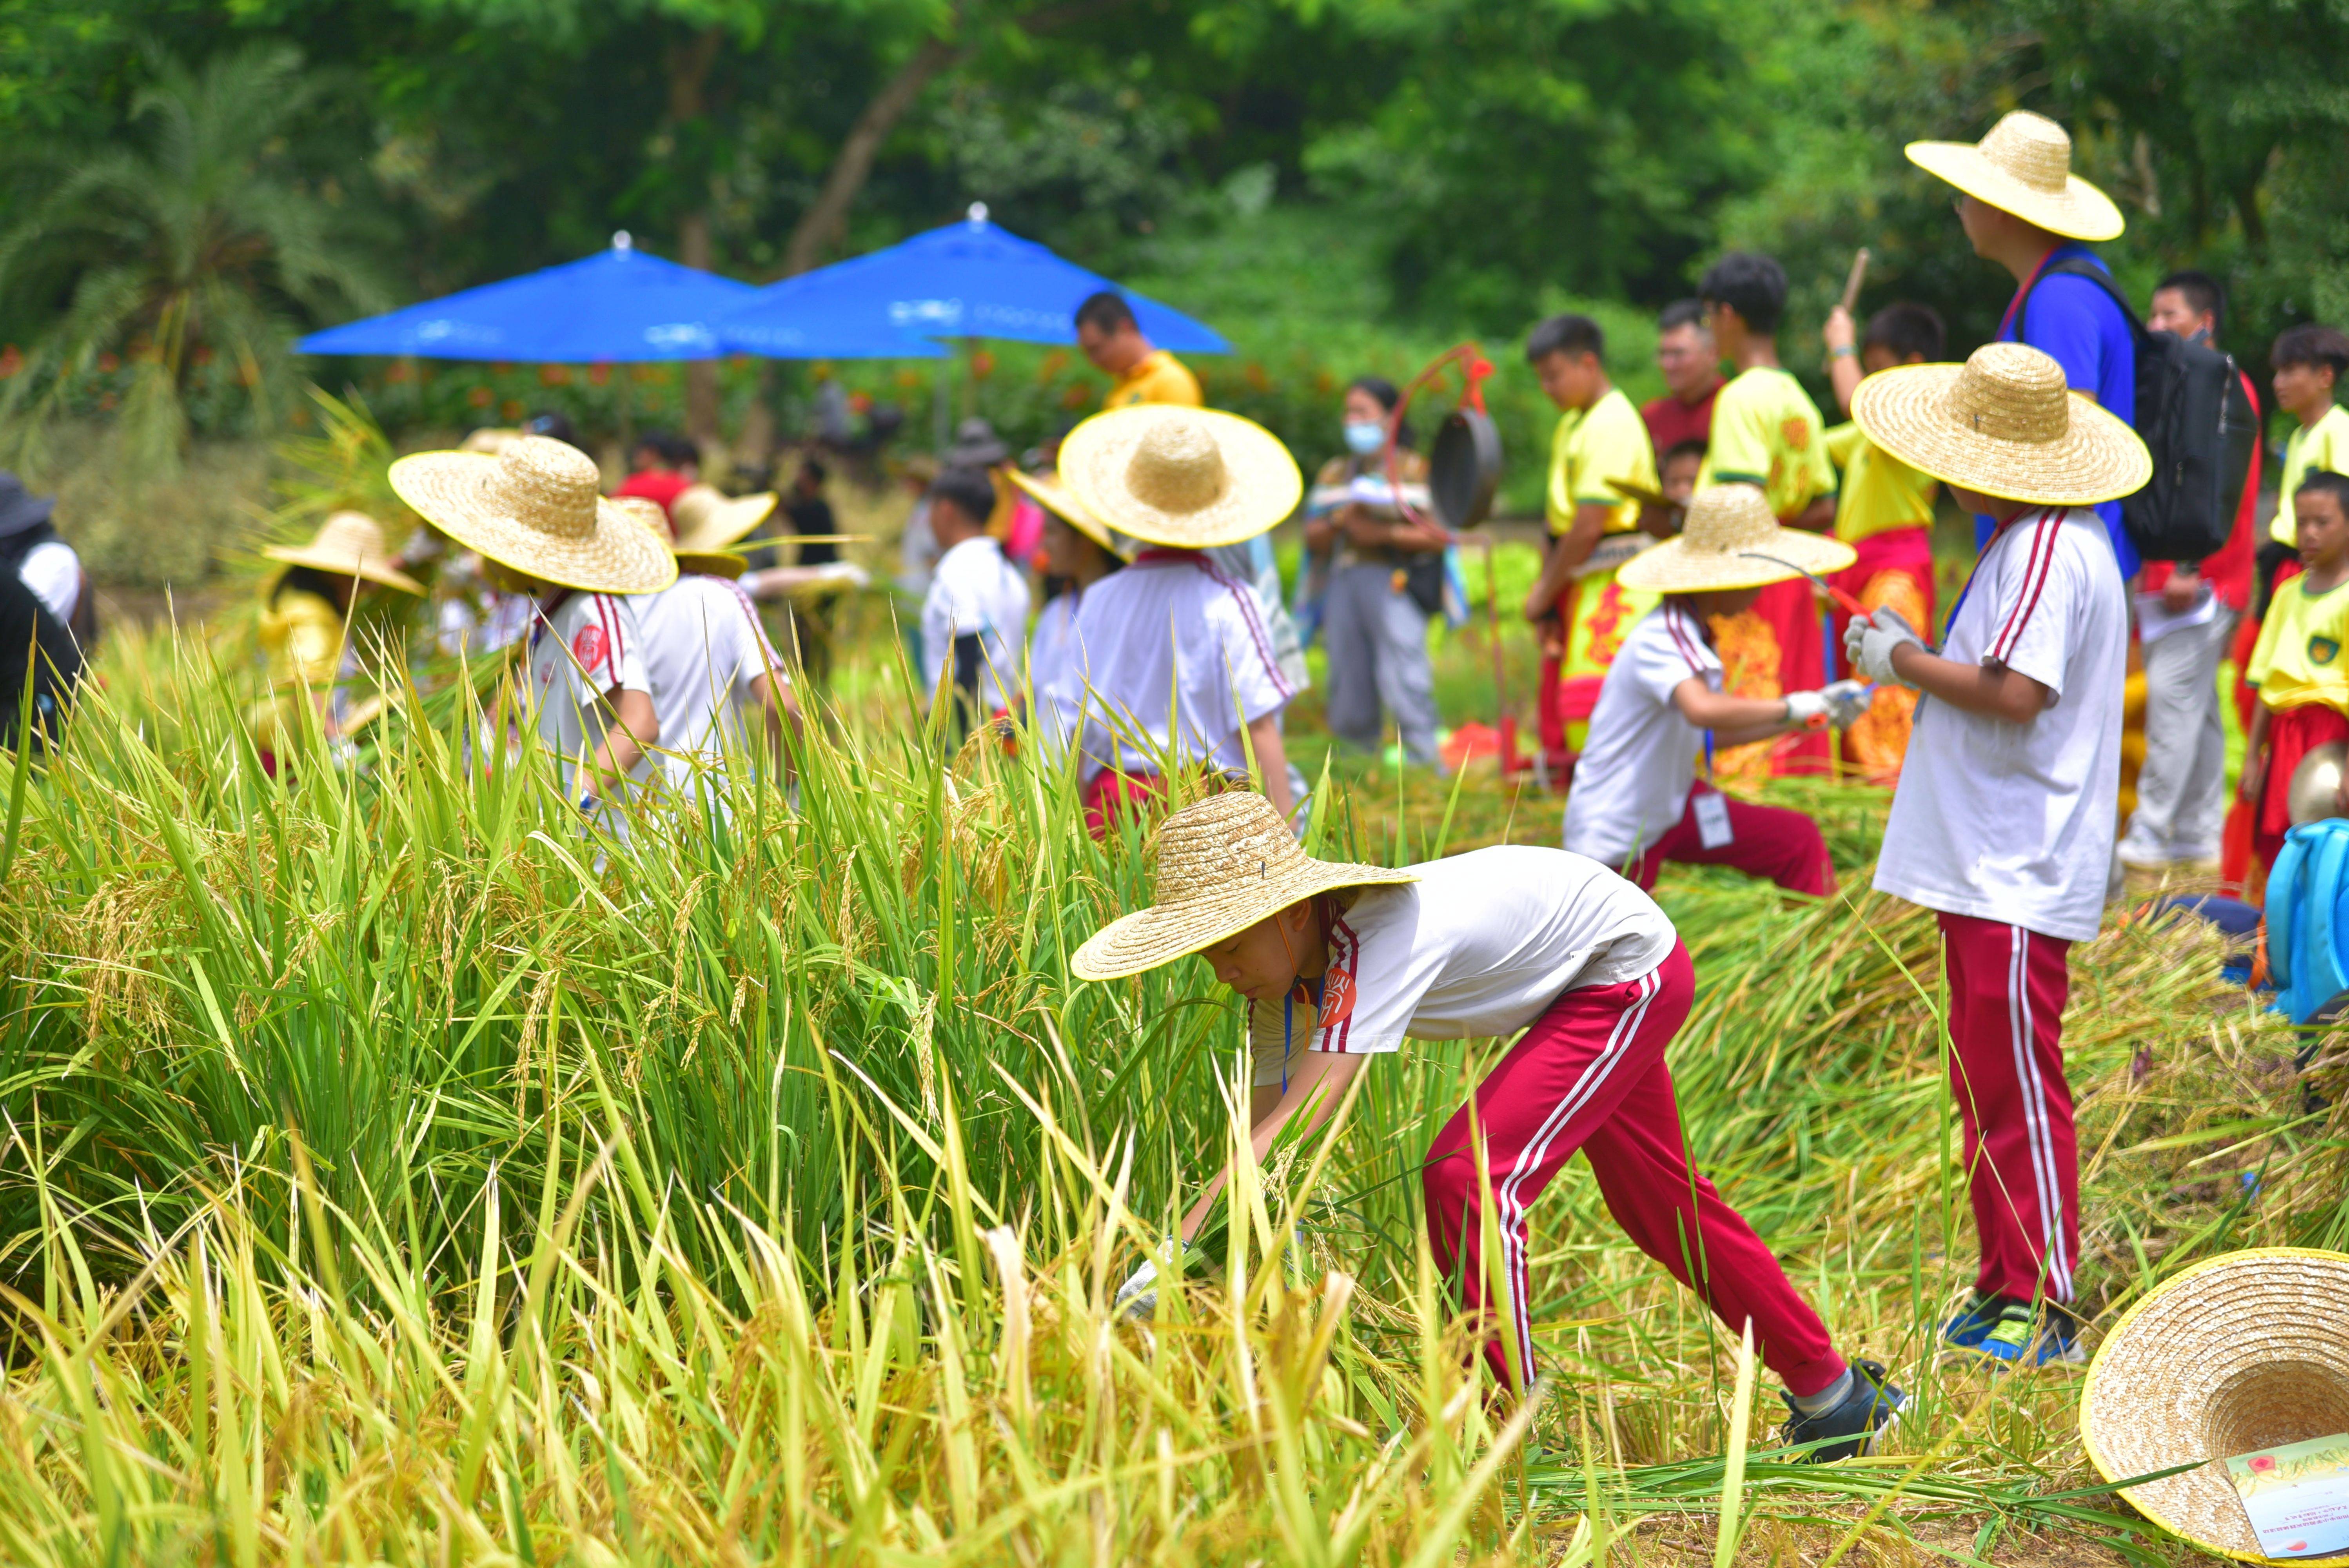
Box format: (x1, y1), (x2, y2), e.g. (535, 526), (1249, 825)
(1623, 790), (1837, 898)
(1420, 942), (1845, 1395)
(1938, 912), (2079, 1303)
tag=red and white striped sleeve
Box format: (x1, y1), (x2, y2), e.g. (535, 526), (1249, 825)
(1981, 510), (2078, 695)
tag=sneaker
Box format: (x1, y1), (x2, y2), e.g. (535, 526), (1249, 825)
(1778, 1359), (1908, 1463)
(1974, 1299), (2086, 1368)
(2115, 831), (2175, 870)
(1940, 1290), (2005, 1351)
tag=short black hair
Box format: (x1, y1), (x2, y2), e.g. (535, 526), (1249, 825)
(2155, 270), (2226, 337)
(1657, 298), (1708, 335)
(929, 466), (997, 528)
(1526, 313), (1604, 365)
(1659, 437), (1708, 472)
(1697, 252), (1788, 334)
(2295, 470), (2349, 520)
(523, 409), (579, 447)
(658, 432), (701, 468)
(2274, 324), (2349, 380)
(797, 456), (828, 486)
(1863, 302), (1945, 363)
(1074, 290), (1136, 335)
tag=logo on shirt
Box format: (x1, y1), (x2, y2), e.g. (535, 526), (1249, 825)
(1316, 961), (1356, 1032)
(570, 623), (608, 672)
(2314, 636), (2341, 666)
(1780, 417), (1811, 452)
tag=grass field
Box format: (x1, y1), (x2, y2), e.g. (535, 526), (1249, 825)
(0, 562), (2342, 1567)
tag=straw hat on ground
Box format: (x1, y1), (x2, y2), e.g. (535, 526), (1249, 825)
(1008, 466), (1130, 558)
(1071, 792), (1417, 982)
(389, 434), (677, 595)
(1058, 406), (1302, 550)
(1906, 110), (2125, 242)
(611, 495), (744, 579)
(670, 483), (777, 555)
(2081, 1248), (2349, 1563)
(1853, 341), (2151, 507)
(1615, 484), (1855, 594)
(262, 511), (424, 594)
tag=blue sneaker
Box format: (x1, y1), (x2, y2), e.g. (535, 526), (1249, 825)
(1974, 1299), (2086, 1368)
(1778, 1360), (1908, 1463)
(1941, 1291), (2004, 1351)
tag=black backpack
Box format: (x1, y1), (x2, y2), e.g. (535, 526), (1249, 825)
(2020, 258), (2259, 563)
(0, 572), (83, 751)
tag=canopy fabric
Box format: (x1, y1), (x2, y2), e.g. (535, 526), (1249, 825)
(716, 212), (1229, 356)
(298, 237), (943, 362)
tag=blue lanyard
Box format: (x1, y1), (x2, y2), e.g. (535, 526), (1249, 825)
(1941, 509), (2046, 643)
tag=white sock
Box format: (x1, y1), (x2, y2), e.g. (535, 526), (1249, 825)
(1788, 1367), (1855, 1416)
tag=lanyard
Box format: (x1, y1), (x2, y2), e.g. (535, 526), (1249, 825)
(1996, 246), (2075, 341)
(527, 588), (575, 651)
(1941, 508), (2050, 642)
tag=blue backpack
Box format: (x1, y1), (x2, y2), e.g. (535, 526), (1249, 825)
(2264, 819), (2349, 1024)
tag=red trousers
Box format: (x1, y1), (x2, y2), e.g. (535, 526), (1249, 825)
(2252, 704), (2349, 868)
(1939, 912), (2079, 1303)
(1081, 768), (1165, 838)
(1421, 942), (1845, 1395)
(1753, 578), (1832, 776)
(1623, 790), (1836, 897)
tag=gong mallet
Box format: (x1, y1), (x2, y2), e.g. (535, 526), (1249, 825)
(1839, 248), (1872, 316)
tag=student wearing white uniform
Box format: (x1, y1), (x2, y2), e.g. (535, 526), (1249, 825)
(390, 436), (679, 813)
(1075, 792), (1906, 1461)
(1844, 343), (2146, 1367)
(1007, 465), (1126, 751)
(1048, 406), (1303, 835)
(1564, 485), (1869, 894)
(920, 466), (1031, 738)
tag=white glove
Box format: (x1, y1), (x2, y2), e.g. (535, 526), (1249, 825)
(1115, 1240), (1186, 1321)
(815, 560), (871, 588)
(1844, 605), (1926, 686)
(1819, 678), (1873, 729)
(1783, 689), (1830, 728)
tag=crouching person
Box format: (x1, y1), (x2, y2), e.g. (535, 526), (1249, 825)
(1072, 791), (1905, 1460)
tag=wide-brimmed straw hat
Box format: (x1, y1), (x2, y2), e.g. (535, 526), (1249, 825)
(1614, 484), (1856, 594)
(1906, 110), (2124, 242)
(610, 495), (744, 580)
(1007, 465), (1131, 558)
(1853, 341), (2151, 506)
(1071, 792), (1417, 982)
(670, 483), (777, 554)
(1058, 406), (1302, 550)
(2081, 1248), (2349, 1563)
(389, 434), (677, 595)
(262, 510), (424, 594)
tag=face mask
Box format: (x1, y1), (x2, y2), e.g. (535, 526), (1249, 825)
(1343, 420), (1386, 456)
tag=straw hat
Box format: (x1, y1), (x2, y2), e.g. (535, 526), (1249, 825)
(389, 434), (677, 595)
(262, 510), (424, 594)
(670, 483), (777, 554)
(2081, 1248), (2349, 1563)
(1853, 342), (2152, 506)
(1007, 465), (1131, 558)
(1906, 110), (2124, 242)
(1071, 792), (1417, 982)
(610, 495), (744, 580)
(1058, 406), (1303, 550)
(1614, 484), (1856, 594)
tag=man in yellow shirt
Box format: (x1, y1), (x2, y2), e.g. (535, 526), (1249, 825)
(1076, 290), (1202, 409)
(1520, 312), (1662, 768)
(1694, 252), (1837, 779)
(2268, 324), (2349, 547)
(1818, 301), (1944, 780)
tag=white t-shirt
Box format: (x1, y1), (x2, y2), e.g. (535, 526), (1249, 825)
(1244, 845), (1678, 1087)
(1563, 601), (1718, 867)
(19, 539), (80, 624)
(524, 590), (656, 794)
(922, 536), (1031, 715)
(1874, 506), (2126, 942)
(1027, 586), (1090, 751)
(632, 573), (784, 778)
(1050, 548), (1294, 782)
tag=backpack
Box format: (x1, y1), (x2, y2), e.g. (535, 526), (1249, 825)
(0, 569), (82, 752)
(2020, 258), (2259, 563)
(2262, 819), (2349, 1025)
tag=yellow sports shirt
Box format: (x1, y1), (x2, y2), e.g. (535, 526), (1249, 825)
(1544, 387), (1657, 537)
(1825, 421), (1937, 544)
(2249, 572), (2349, 713)
(1697, 366), (1835, 521)
(2271, 403), (2349, 546)
(1104, 350), (1202, 410)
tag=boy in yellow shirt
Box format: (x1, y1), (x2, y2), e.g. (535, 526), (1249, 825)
(1521, 312), (1663, 771)
(2244, 471), (2349, 866)
(2268, 326), (2349, 548)
(1818, 301), (1944, 780)
(1694, 253), (1839, 778)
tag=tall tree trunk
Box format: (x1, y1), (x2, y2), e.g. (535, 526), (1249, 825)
(670, 26), (724, 445)
(779, 36), (966, 278)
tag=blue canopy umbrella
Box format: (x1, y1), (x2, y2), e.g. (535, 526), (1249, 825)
(715, 206), (1229, 355)
(298, 233), (944, 361)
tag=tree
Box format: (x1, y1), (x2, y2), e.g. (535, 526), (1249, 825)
(0, 42), (389, 475)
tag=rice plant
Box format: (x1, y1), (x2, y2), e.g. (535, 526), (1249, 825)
(0, 612), (2339, 1564)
